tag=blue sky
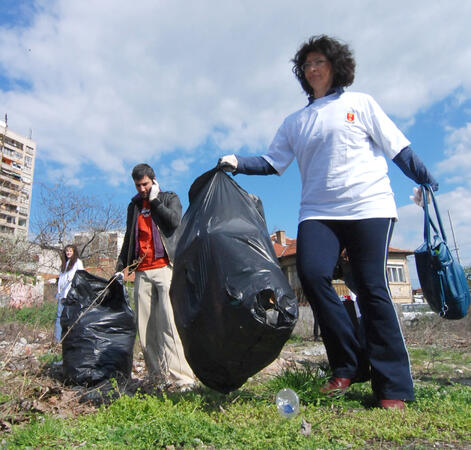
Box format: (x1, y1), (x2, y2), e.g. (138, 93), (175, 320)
(2, 0), (471, 287)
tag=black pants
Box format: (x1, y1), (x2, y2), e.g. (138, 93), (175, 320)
(296, 218), (414, 401)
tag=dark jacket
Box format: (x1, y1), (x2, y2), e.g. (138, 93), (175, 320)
(116, 191), (182, 272)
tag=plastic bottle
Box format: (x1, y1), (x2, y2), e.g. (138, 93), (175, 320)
(276, 388), (299, 419)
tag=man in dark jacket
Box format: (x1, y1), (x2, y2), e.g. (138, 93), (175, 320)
(116, 163), (194, 389)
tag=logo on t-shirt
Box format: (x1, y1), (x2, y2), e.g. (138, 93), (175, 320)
(141, 207), (151, 218)
(346, 112), (355, 122)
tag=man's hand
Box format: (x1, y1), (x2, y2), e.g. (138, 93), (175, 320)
(149, 179), (160, 201)
(218, 154), (238, 172)
(114, 271), (124, 280)
(410, 186), (430, 207)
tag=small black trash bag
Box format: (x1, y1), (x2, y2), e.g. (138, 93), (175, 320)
(170, 169), (298, 393)
(61, 270), (136, 386)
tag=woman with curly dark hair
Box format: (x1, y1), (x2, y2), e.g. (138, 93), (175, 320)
(219, 35), (438, 409)
(54, 244), (83, 343)
(291, 35), (355, 104)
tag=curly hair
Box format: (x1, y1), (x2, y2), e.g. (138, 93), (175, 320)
(292, 35), (355, 101)
(61, 244), (79, 273)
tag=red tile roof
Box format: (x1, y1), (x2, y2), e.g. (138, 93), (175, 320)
(271, 237), (297, 258)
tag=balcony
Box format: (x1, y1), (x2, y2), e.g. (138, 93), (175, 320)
(0, 216), (16, 226)
(1, 148), (23, 162)
(1, 171), (21, 185)
(0, 194), (19, 205)
(0, 182), (21, 195)
(1, 160), (22, 174)
(0, 226), (14, 235)
(0, 171), (21, 185)
(3, 137), (24, 151)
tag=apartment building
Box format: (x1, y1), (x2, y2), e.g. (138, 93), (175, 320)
(0, 117), (36, 236)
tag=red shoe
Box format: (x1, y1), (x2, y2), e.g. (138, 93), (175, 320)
(379, 399), (405, 410)
(320, 377), (351, 396)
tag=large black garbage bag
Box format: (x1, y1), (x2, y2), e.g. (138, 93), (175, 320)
(61, 270), (136, 385)
(170, 169), (298, 393)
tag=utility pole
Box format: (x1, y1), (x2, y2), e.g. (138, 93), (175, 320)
(448, 210), (461, 264)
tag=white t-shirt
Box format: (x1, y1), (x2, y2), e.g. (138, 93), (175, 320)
(262, 91), (410, 222)
(56, 259), (84, 300)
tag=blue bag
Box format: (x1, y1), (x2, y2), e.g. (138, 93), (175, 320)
(414, 185), (470, 319)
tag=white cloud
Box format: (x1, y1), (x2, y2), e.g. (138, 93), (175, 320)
(171, 158), (193, 173)
(1, 0), (471, 187)
(435, 123), (471, 186)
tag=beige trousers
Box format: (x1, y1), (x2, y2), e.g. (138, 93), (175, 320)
(134, 265), (195, 387)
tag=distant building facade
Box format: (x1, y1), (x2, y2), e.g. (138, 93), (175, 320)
(74, 230), (124, 278)
(0, 117), (36, 236)
(271, 230), (413, 304)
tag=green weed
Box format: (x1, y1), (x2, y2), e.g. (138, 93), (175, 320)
(286, 333), (307, 345)
(6, 378), (471, 449)
(3, 348), (471, 448)
(38, 351), (62, 365)
(0, 301), (56, 328)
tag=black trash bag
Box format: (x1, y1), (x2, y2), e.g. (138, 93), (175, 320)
(170, 168), (298, 393)
(61, 270), (136, 386)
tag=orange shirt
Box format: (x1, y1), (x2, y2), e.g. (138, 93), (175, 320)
(136, 200), (169, 271)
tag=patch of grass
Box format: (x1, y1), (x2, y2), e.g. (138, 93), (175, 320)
(0, 301), (56, 328)
(409, 346), (471, 377)
(265, 365), (328, 403)
(5, 366), (471, 448)
(410, 347), (471, 364)
(286, 333), (306, 345)
(37, 351), (62, 365)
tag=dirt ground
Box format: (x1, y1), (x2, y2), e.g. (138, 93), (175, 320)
(1, 311), (470, 433)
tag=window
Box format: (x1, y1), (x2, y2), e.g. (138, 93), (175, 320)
(0, 214), (16, 224)
(4, 137), (23, 150)
(2, 148), (22, 160)
(387, 265), (405, 283)
(2, 148), (14, 158)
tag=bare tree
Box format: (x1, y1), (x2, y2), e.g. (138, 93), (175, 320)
(0, 235), (40, 307)
(32, 181), (125, 275)
(0, 235), (38, 274)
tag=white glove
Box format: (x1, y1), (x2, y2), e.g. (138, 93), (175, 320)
(149, 179), (160, 201)
(114, 271), (124, 280)
(410, 186), (430, 207)
(218, 154), (238, 172)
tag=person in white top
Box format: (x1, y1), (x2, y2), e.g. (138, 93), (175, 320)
(54, 244), (84, 343)
(219, 35), (438, 409)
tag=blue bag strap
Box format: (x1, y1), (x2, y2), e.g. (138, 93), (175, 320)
(420, 184), (450, 316)
(421, 184), (448, 247)
(438, 274), (449, 317)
